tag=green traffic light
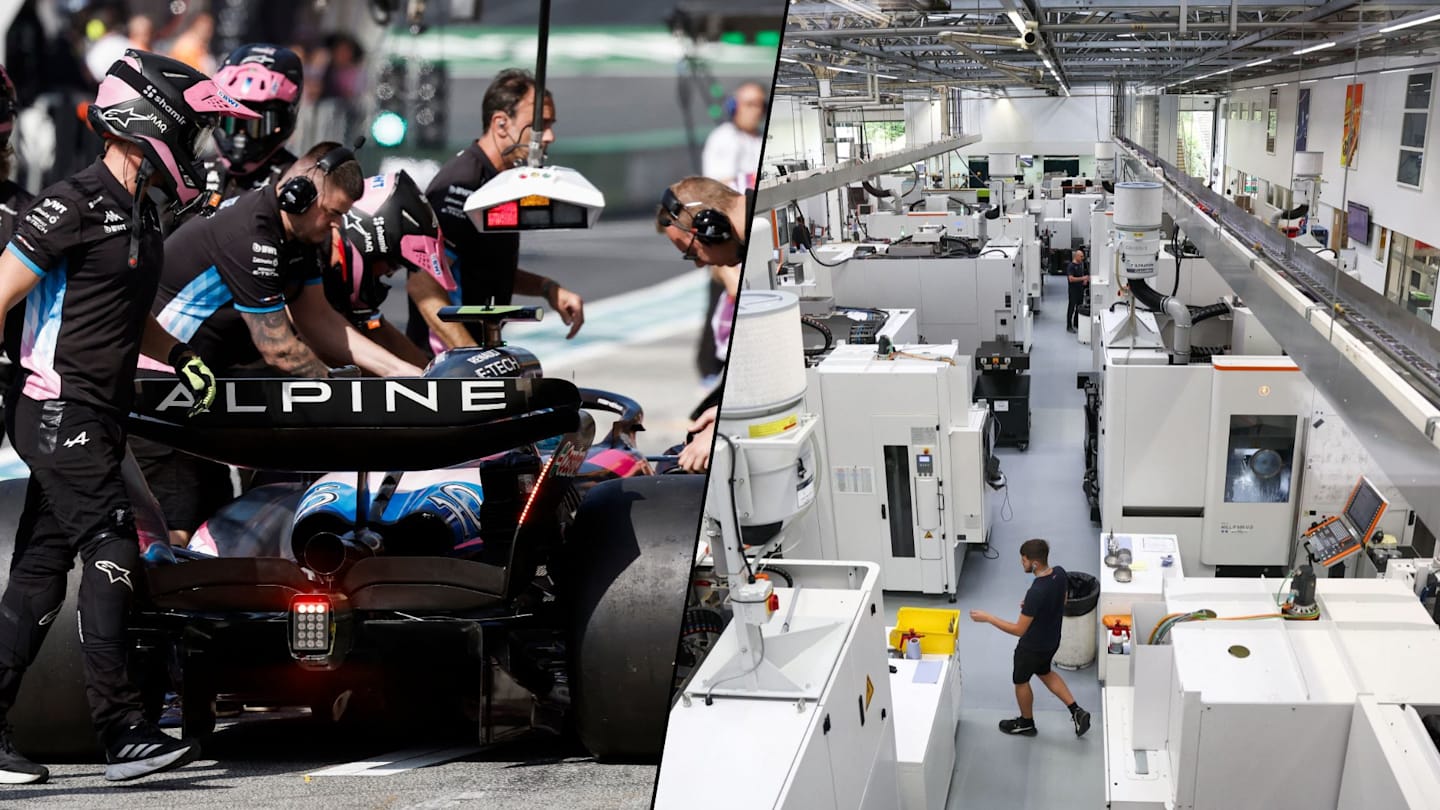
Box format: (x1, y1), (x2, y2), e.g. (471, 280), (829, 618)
(708, 104), (723, 118)
(372, 111), (408, 147)
(719, 32), (745, 45)
(756, 31), (781, 47)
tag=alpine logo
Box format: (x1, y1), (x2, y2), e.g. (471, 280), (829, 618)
(63, 431), (89, 448)
(99, 105), (169, 134)
(103, 210), (125, 224)
(94, 560), (134, 591)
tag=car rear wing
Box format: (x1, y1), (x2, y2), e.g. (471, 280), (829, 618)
(127, 376), (581, 471)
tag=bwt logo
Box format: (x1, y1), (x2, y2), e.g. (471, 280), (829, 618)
(151, 379), (510, 415)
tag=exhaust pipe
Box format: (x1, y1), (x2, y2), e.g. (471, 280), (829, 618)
(299, 529), (383, 576)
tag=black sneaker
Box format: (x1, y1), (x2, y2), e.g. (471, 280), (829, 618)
(998, 716), (1037, 736)
(104, 721), (201, 782)
(1072, 706), (1092, 738)
(0, 725), (47, 785)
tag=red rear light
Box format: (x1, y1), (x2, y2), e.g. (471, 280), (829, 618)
(290, 596), (332, 654)
(486, 201), (519, 229)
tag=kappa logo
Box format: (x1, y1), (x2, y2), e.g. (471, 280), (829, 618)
(103, 210), (124, 224)
(63, 431), (89, 448)
(99, 105), (169, 134)
(94, 560), (134, 591)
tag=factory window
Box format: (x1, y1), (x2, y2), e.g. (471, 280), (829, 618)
(1385, 232), (1438, 324)
(1396, 72), (1432, 189)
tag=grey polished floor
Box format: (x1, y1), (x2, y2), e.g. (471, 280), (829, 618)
(886, 272), (1106, 809)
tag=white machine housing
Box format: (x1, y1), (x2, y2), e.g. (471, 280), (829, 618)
(1098, 347), (1310, 575)
(463, 165), (605, 232)
(1103, 576), (1440, 810)
(658, 562), (900, 810)
(799, 244), (1028, 357)
(809, 343), (999, 597)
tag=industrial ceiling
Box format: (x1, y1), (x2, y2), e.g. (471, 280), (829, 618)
(777, 1), (1440, 97)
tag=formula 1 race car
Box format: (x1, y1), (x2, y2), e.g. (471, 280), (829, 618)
(0, 308), (702, 762)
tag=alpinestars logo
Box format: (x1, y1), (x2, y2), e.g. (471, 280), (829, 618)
(95, 560), (134, 591)
(99, 106), (169, 134)
(103, 210), (124, 224)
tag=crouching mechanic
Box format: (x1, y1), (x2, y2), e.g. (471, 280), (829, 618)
(135, 142), (424, 544)
(655, 176), (760, 473)
(0, 51), (240, 784)
(322, 170), (465, 365)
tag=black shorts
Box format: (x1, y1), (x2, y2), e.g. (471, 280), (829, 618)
(1013, 646), (1058, 684)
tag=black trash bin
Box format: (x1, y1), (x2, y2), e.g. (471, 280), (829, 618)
(1055, 571), (1100, 669)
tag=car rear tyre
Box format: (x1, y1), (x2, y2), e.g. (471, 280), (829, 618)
(564, 475), (704, 762)
(0, 478), (99, 760)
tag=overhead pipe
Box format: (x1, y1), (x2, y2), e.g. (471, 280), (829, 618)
(939, 33), (1043, 85)
(794, 22), (1350, 38)
(1130, 279), (1195, 364)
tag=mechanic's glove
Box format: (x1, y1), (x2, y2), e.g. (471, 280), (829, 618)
(169, 343), (217, 417)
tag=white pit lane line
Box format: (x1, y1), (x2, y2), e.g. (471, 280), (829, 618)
(306, 745), (483, 777)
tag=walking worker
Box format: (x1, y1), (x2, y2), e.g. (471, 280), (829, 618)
(1065, 249), (1089, 333)
(969, 538), (1091, 738)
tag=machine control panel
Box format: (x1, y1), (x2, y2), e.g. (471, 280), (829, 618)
(1304, 517), (1361, 568)
(915, 453), (934, 477)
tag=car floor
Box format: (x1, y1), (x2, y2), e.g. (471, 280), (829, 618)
(884, 272), (1105, 810)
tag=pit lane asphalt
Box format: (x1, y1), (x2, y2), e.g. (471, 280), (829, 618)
(0, 216), (707, 806)
(18, 713), (655, 809)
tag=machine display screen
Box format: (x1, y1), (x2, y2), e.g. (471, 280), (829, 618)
(1343, 477), (1387, 541)
(1224, 415), (1297, 503)
(1346, 202), (1371, 244)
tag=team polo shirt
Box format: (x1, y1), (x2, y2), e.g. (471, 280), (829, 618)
(151, 186), (320, 372)
(4, 159), (163, 413)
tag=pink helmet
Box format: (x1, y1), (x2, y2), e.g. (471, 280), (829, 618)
(342, 171), (456, 292)
(211, 44), (303, 174)
(88, 50), (259, 205)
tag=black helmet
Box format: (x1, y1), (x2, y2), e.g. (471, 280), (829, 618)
(89, 50), (259, 205)
(0, 64), (15, 149)
(342, 171), (455, 290)
(211, 44), (303, 175)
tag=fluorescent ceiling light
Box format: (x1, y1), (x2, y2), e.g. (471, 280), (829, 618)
(1272, 82), (1291, 87)
(1006, 10), (1028, 36)
(1246, 59), (1273, 67)
(876, 73), (898, 80)
(1381, 67), (1415, 75)
(1300, 79), (1319, 84)
(1293, 42), (1337, 55)
(780, 57), (798, 64)
(831, 66), (860, 74)
(1379, 12), (1440, 34)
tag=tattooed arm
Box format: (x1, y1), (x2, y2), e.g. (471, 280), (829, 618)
(240, 308), (332, 378)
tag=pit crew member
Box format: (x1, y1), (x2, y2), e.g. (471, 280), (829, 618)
(0, 51), (243, 783)
(416, 68), (584, 351)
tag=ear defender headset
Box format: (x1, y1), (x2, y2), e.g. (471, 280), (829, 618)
(661, 186), (736, 246)
(722, 95), (737, 121)
(279, 136), (366, 214)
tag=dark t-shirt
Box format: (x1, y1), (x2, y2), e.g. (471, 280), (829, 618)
(1, 179), (36, 368)
(421, 142), (520, 345)
(152, 187), (320, 373)
(1018, 565), (1067, 652)
(6, 160), (164, 413)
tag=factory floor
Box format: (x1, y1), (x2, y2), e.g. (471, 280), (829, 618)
(885, 273), (1105, 809)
